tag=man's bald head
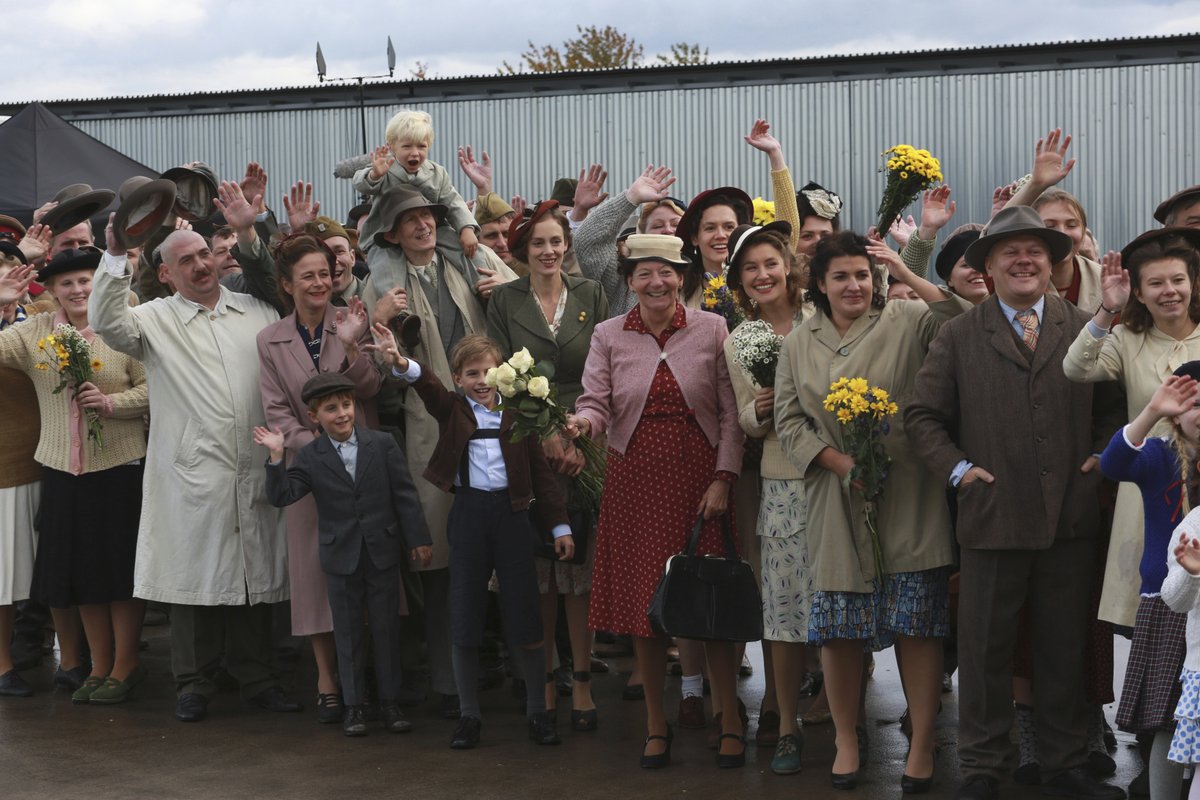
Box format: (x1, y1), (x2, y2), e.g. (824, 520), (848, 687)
(159, 229), (220, 306)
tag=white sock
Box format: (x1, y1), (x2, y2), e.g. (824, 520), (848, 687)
(681, 674), (703, 699)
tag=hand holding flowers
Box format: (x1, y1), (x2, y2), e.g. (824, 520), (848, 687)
(876, 144), (943, 237)
(36, 324), (105, 452)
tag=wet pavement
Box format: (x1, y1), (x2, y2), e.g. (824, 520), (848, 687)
(0, 623), (1142, 800)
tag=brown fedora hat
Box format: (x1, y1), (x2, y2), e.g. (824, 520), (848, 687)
(1154, 185), (1200, 226)
(41, 183), (116, 234)
(112, 178), (178, 249)
(373, 187), (448, 248)
(161, 162), (219, 222)
(964, 206), (1073, 271)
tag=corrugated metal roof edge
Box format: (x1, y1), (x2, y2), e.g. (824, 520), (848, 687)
(5, 31), (1198, 112)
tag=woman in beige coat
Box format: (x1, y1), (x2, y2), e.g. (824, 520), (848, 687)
(775, 231), (957, 790)
(1065, 228), (1200, 630)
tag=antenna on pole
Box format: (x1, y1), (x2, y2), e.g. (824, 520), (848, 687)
(316, 43), (327, 82)
(387, 37), (396, 78)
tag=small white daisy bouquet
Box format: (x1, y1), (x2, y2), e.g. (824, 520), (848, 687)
(485, 347), (606, 507)
(731, 319), (783, 388)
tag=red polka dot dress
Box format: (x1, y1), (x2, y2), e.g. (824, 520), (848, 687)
(588, 308), (736, 638)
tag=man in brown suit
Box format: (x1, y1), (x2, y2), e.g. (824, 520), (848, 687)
(905, 206), (1124, 800)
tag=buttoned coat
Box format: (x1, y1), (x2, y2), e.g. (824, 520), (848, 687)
(1063, 319), (1200, 626)
(89, 265), (287, 606)
(574, 306), (744, 474)
(905, 294), (1114, 551)
(256, 305), (384, 634)
(361, 247), (518, 572)
(485, 274), (608, 412)
(774, 300), (958, 592)
(264, 427), (431, 576)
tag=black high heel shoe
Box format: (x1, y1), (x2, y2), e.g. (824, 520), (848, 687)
(716, 733), (746, 769)
(901, 773), (934, 794)
(570, 671), (598, 732)
(640, 724), (674, 769)
(831, 744), (860, 790)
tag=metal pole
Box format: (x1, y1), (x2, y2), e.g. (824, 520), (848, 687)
(358, 78), (367, 155)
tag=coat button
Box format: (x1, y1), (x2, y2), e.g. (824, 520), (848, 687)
(234, 526), (240, 533)
(838, 347), (849, 356)
(209, 314), (217, 321)
(1040, 469), (1049, 476)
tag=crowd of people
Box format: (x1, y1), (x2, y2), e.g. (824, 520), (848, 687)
(4, 109), (1200, 800)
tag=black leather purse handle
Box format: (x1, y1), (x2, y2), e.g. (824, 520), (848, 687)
(683, 513), (737, 560)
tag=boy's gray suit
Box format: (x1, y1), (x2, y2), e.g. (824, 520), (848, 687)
(266, 426), (431, 705)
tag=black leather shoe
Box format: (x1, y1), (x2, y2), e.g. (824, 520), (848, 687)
(830, 770), (858, 790)
(1086, 750), (1117, 778)
(528, 710), (561, 745)
(716, 733), (746, 769)
(640, 725), (673, 769)
(316, 692), (343, 724)
(902, 773), (935, 794)
(0, 669), (34, 697)
(343, 705), (367, 737)
(440, 693), (461, 720)
(1041, 767), (1127, 799)
(956, 775), (999, 800)
(380, 702), (413, 733)
(53, 664), (90, 691)
(175, 692), (208, 722)
(450, 715), (482, 749)
(248, 685), (303, 713)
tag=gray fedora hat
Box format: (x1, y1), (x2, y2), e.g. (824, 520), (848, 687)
(112, 177), (178, 249)
(373, 187), (448, 248)
(41, 183), (117, 234)
(964, 205), (1073, 271)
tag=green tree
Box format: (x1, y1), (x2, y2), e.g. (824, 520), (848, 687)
(501, 26), (707, 73)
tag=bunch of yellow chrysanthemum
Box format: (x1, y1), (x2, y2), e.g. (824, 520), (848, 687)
(36, 324), (105, 451)
(877, 143), (944, 236)
(822, 376), (898, 579)
(752, 197), (776, 226)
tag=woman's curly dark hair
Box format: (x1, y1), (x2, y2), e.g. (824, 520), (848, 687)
(804, 231), (886, 318)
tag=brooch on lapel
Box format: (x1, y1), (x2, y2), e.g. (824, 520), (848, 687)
(578, 311), (587, 323)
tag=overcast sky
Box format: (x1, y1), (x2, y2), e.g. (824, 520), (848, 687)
(1, 0), (1197, 103)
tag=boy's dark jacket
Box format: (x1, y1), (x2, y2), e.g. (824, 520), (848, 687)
(264, 426), (432, 576)
(412, 368), (569, 530)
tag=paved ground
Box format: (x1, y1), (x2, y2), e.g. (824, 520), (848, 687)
(0, 624), (1141, 800)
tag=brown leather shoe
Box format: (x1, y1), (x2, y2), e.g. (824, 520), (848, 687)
(678, 695), (707, 729)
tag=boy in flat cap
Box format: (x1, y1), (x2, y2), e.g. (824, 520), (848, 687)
(255, 372), (432, 737)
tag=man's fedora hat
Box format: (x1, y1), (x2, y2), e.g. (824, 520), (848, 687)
(964, 206), (1073, 271)
(1154, 185), (1200, 226)
(112, 177), (178, 249)
(161, 162), (219, 222)
(373, 187), (448, 248)
(36, 246), (102, 283)
(41, 184), (116, 234)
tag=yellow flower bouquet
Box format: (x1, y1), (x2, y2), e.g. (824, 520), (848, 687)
(702, 273), (745, 333)
(823, 377), (899, 579)
(36, 323), (104, 452)
(485, 347), (606, 508)
(752, 196), (776, 226)
(875, 144), (944, 237)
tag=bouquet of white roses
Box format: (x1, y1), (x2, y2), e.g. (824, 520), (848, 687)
(731, 319), (783, 388)
(485, 347), (606, 507)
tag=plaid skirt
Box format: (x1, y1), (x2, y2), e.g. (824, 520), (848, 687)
(1117, 595), (1187, 733)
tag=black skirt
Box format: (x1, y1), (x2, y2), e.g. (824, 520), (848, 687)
(31, 463), (143, 607)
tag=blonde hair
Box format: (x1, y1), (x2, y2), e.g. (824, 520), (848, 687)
(1169, 420), (1198, 519)
(385, 109), (434, 147)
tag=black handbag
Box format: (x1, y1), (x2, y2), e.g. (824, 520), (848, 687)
(647, 515), (763, 642)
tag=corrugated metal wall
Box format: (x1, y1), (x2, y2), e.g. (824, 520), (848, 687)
(75, 61), (1199, 255)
